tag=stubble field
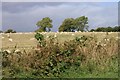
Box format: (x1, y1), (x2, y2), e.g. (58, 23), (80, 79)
(1, 32), (119, 50)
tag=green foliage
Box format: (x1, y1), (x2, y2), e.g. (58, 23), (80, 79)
(59, 16), (89, 32)
(35, 28), (45, 32)
(90, 29), (95, 32)
(59, 18), (75, 32)
(35, 33), (44, 41)
(74, 16), (89, 31)
(35, 33), (45, 47)
(36, 17), (53, 32)
(5, 29), (16, 33)
(90, 26), (120, 32)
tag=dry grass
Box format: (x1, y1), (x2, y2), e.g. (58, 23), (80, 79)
(1, 32), (118, 51)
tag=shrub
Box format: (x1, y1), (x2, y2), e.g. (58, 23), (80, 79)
(5, 29), (16, 33)
(35, 33), (46, 47)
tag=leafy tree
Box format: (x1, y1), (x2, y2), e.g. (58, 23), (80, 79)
(74, 16), (89, 31)
(95, 27), (106, 32)
(59, 18), (75, 32)
(5, 29), (16, 33)
(36, 17), (53, 32)
(90, 29), (95, 32)
(58, 16), (89, 32)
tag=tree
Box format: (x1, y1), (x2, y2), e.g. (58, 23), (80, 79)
(36, 17), (53, 32)
(5, 29), (16, 33)
(59, 18), (75, 32)
(74, 16), (89, 32)
(90, 29), (95, 32)
(95, 27), (106, 32)
(106, 27), (113, 32)
(58, 16), (89, 32)
(113, 26), (120, 32)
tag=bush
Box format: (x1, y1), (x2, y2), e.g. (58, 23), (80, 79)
(5, 29), (16, 33)
(35, 33), (46, 47)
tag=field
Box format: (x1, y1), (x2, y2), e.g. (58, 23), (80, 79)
(1, 32), (118, 50)
(0, 32), (119, 79)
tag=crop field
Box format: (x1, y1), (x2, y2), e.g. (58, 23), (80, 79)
(0, 32), (119, 78)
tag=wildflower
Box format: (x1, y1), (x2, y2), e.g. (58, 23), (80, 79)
(46, 36), (49, 38)
(72, 34), (75, 36)
(4, 50), (11, 54)
(9, 38), (13, 42)
(54, 34), (57, 38)
(80, 40), (84, 42)
(101, 44), (106, 47)
(15, 49), (21, 53)
(107, 39), (110, 41)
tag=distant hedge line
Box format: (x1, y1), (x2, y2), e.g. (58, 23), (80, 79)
(90, 26), (120, 32)
(0, 26), (120, 33)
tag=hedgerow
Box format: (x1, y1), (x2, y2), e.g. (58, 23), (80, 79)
(1, 33), (118, 78)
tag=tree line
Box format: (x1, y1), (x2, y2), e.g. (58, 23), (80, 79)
(36, 16), (88, 32)
(35, 16), (120, 32)
(1, 16), (120, 33)
(90, 26), (120, 32)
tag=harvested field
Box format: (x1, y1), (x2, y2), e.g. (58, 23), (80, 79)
(1, 32), (119, 51)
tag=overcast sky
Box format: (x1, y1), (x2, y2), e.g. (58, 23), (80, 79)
(1, 2), (118, 32)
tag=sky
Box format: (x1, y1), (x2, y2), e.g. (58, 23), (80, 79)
(1, 1), (119, 32)
(1, 0), (120, 2)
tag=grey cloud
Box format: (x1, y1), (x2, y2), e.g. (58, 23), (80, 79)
(2, 2), (104, 13)
(2, 2), (118, 32)
(2, 2), (67, 13)
(2, 0), (120, 2)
